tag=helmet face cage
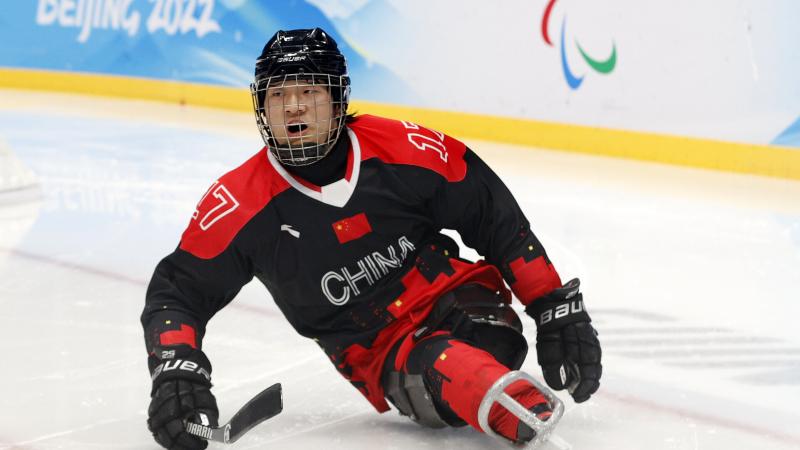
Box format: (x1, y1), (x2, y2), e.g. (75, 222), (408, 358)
(251, 73), (350, 166)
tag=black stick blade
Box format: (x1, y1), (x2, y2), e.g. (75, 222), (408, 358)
(226, 383), (283, 443)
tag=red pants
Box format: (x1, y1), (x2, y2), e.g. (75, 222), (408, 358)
(391, 334), (548, 441)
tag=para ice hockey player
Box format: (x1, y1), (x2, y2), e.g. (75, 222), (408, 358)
(141, 27), (602, 449)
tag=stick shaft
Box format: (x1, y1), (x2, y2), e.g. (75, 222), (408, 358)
(185, 383), (282, 444)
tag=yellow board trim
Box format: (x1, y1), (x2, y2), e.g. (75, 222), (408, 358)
(3, 67), (799, 180)
(0, 67), (250, 110)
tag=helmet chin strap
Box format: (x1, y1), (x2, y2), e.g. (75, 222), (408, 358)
(264, 119), (340, 167)
(271, 140), (335, 167)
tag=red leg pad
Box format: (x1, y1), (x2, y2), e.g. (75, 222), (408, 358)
(433, 339), (544, 440)
(487, 380), (549, 441)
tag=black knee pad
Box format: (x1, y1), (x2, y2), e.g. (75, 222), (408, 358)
(446, 284), (529, 370)
(382, 285), (528, 428)
(384, 335), (460, 428)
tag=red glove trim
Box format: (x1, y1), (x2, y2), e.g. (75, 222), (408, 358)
(508, 256), (562, 305)
(159, 324), (197, 349)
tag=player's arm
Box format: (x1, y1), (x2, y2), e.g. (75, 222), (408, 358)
(431, 148), (560, 303)
(142, 243), (254, 335)
(141, 242), (255, 450)
(431, 147), (601, 402)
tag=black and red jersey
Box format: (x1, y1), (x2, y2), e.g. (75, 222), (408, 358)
(141, 114), (561, 411)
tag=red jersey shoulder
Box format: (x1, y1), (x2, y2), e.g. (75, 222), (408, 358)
(349, 114), (468, 182)
(179, 148), (290, 259)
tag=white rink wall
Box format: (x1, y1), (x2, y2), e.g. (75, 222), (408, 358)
(331, 0), (800, 145)
(1, 0), (799, 147)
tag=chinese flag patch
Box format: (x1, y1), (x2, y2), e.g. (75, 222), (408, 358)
(333, 212), (372, 244)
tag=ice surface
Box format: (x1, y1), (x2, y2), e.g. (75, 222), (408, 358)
(0, 89), (799, 449)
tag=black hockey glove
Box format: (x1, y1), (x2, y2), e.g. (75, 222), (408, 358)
(525, 278), (602, 403)
(147, 345), (219, 450)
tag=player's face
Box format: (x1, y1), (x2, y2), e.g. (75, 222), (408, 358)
(264, 78), (335, 147)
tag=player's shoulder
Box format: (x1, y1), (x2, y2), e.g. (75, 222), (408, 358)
(349, 114), (468, 182)
(179, 147), (290, 259)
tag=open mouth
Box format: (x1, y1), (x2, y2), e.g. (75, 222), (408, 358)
(286, 123), (309, 135)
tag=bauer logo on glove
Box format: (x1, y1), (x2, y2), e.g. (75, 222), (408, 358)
(150, 359), (212, 383)
(537, 298), (585, 326)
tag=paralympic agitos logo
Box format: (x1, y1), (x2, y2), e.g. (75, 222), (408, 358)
(541, 0), (617, 90)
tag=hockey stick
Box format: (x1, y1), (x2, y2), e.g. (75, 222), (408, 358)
(185, 383), (283, 444)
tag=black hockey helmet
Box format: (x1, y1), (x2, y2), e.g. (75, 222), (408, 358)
(250, 28), (351, 166)
(255, 28), (348, 84)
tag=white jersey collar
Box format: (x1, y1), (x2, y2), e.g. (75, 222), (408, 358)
(267, 127), (361, 208)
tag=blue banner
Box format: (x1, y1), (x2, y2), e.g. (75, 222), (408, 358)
(0, 0), (416, 104)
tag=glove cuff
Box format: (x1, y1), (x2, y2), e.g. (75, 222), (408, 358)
(149, 345), (212, 395)
(525, 278), (590, 332)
